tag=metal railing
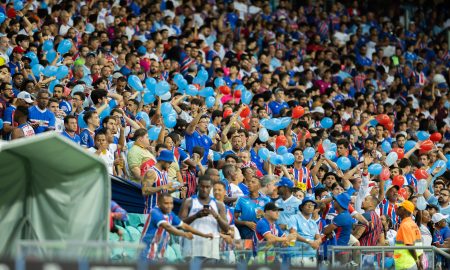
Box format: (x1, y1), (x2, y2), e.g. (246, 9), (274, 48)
(330, 245), (450, 270)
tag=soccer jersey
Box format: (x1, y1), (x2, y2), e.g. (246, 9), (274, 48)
(185, 130), (212, 165)
(332, 211), (353, 246)
(254, 217), (285, 243)
(18, 123), (35, 137)
(140, 207), (183, 261)
(235, 194), (271, 239)
(80, 128), (95, 148)
(292, 166), (315, 192)
(61, 131), (81, 145)
(143, 166), (169, 214)
(28, 105), (55, 134)
(275, 195), (301, 230)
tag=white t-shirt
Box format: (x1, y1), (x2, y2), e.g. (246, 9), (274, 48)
(89, 145), (115, 175)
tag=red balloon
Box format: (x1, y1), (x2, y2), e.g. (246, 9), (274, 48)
(297, 130), (311, 140)
(292, 106), (305, 119)
(219, 85), (231, 95)
(385, 121), (394, 132)
(420, 140), (434, 152)
(392, 148), (404, 159)
(398, 187), (408, 200)
(317, 143), (325, 154)
(430, 132), (442, 142)
(392, 175), (406, 187)
(276, 135), (287, 148)
(414, 169), (429, 180)
(242, 117), (250, 130)
(376, 114), (390, 125)
(380, 167), (390, 181)
(240, 106), (251, 118)
(193, 84), (201, 90)
(223, 108), (233, 118)
(234, 90), (242, 98)
(343, 125), (350, 132)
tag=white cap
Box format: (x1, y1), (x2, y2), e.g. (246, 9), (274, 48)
(17, 91), (33, 104)
(310, 107), (325, 114)
(432, 213), (449, 224)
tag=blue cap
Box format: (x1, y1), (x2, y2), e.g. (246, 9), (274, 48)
(137, 45), (147, 55)
(275, 177), (294, 188)
(157, 150), (174, 163)
(299, 198), (317, 210)
(333, 192), (351, 210)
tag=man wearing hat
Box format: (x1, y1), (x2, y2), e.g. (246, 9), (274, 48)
(394, 200), (423, 270)
(2, 90), (33, 137)
(431, 213), (450, 247)
(379, 182), (400, 228)
(288, 198), (321, 267)
(323, 192), (353, 247)
(275, 177), (301, 231)
(254, 202), (295, 245)
(141, 149), (183, 214)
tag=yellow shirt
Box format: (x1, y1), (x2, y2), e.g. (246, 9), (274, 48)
(127, 144), (155, 182)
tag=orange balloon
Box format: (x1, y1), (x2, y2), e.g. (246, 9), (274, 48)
(223, 108), (233, 118)
(219, 85), (231, 95)
(376, 114), (390, 125)
(242, 117), (250, 130)
(240, 106), (250, 118)
(234, 90), (242, 98)
(430, 132), (442, 142)
(392, 148), (404, 159)
(420, 139), (434, 152)
(292, 106), (305, 119)
(276, 135), (287, 148)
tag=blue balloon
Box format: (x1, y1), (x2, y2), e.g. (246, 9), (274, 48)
(0, 118), (3, 129)
(128, 75), (144, 91)
(369, 119), (378, 127)
(178, 79), (188, 91)
(145, 77), (157, 93)
(320, 117), (333, 129)
(381, 141), (392, 153)
(192, 76), (204, 86)
(155, 81), (170, 96)
(368, 163), (383, 175)
(127, 141), (134, 150)
(186, 84), (198, 96)
(303, 147), (316, 160)
(46, 50), (57, 63)
(173, 74), (184, 85)
(214, 77), (225, 88)
(0, 13), (5, 24)
(160, 91), (171, 101)
(143, 91), (155, 105)
(161, 102), (173, 116)
(25, 52), (39, 66)
(404, 140), (416, 152)
(277, 146), (288, 155)
(337, 156), (351, 171)
(205, 96), (215, 108)
(328, 143), (337, 153)
(56, 65), (69, 80)
(42, 40), (54, 52)
(241, 90), (253, 105)
(325, 151), (336, 160)
(148, 126), (161, 140)
(258, 128), (269, 142)
(198, 68), (209, 82)
(258, 147), (270, 161)
(446, 155), (450, 169)
(429, 160), (447, 178)
(416, 131), (430, 141)
(199, 87), (214, 97)
(57, 39), (72, 54)
(99, 105), (111, 120)
(213, 151), (221, 161)
(279, 117), (292, 129)
(282, 153), (295, 165)
(322, 139), (331, 150)
(43, 65), (57, 77)
(163, 114), (177, 128)
(14, 0), (24, 11)
(48, 79), (60, 94)
(137, 111), (150, 128)
(32, 64), (44, 78)
(270, 155), (284, 166)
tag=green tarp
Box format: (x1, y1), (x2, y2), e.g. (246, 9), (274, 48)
(0, 133), (110, 256)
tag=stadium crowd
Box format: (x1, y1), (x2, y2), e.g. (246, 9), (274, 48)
(1, 0), (450, 268)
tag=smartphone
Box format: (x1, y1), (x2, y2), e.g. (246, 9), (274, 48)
(203, 205), (210, 209)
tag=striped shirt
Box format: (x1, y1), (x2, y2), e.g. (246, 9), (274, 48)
(292, 166), (315, 191)
(379, 199), (399, 228)
(143, 166), (169, 214)
(359, 210), (383, 246)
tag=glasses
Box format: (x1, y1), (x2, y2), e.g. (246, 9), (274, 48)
(440, 194), (449, 197)
(303, 203), (315, 207)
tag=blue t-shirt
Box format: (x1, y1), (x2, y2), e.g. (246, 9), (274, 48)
(238, 182), (249, 196)
(61, 131), (81, 145)
(80, 128), (95, 148)
(427, 195), (450, 224)
(3, 105), (15, 125)
(332, 211), (353, 246)
(59, 100), (72, 116)
(250, 148), (267, 175)
(275, 196), (302, 230)
(254, 218), (284, 243)
(140, 207), (182, 260)
(185, 130), (212, 165)
(288, 213), (319, 256)
(235, 194), (271, 239)
(268, 100), (289, 116)
(28, 105), (56, 134)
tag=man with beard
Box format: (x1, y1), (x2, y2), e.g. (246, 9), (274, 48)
(275, 177), (301, 231)
(28, 90), (56, 134)
(379, 183), (400, 229)
(0, 82), (13, 119)
(425, 187), (450, 225)
(185, 106), (213, 166)
(62, 115), (80, 144)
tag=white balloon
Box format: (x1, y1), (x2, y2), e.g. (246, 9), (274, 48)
(417, 179), (428, 195)
(385, 152), (398, 167)
(258, 128), (269, 142)
(160, 91), (172, 100)
(416, 196), (427, 210)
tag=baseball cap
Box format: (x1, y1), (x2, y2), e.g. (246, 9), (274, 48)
(397, 200), (415, 214)
(12, 46), (25, 54)
(310, 107), (325, 114)
(275, 177), (294, 188)
(112, 71), (124, 79)
(432, 213), (449, 224)
(299, 198), (317, 210)
(17, 91), (34, 104)
(264, 202), (284, 212)
(333, 192), (351, 210)
(156, 150), (174, 163)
